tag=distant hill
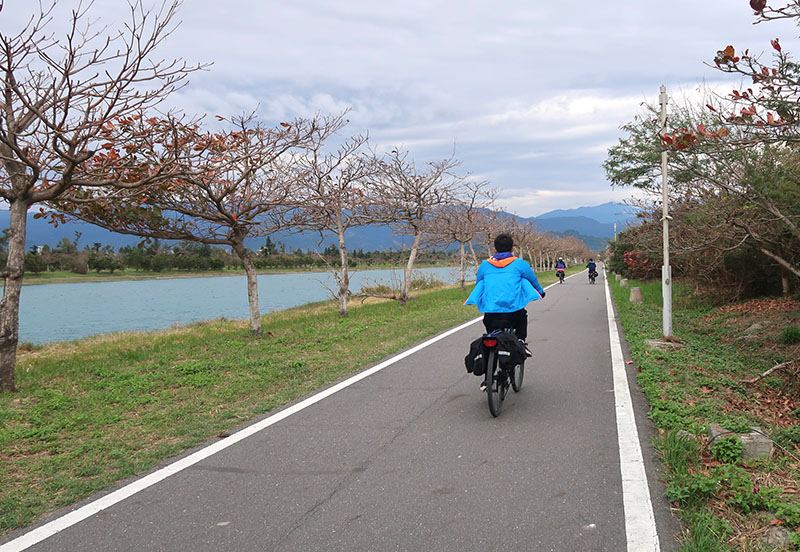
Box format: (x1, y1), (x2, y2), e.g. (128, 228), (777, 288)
(0, 210), (406, 252)
(534, 202), (640, 225)
(528, 202), (641, 251)
(0, 201), (640, 253)
(530, 215), (615, 239)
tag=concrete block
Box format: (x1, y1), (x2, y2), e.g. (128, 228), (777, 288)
(620, 278), (628, 288)
(740, 427), (773, 460)
(708, 423), (773, 460)
(615, 273), (622, 281)
(630, 287), (643, 303)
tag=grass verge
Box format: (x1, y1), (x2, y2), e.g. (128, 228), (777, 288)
(0, 269), (563, 537)
(609, 275), (800, 551)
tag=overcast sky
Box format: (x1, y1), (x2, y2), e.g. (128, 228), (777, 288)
(5, 1), (800, 217)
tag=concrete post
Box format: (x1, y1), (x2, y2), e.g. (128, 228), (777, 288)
(630, 287), (643, 303)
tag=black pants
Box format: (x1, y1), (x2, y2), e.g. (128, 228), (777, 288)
(483, 309), (528, 341)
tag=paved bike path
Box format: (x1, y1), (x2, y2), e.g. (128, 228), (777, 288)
(3, 270), (680, 551)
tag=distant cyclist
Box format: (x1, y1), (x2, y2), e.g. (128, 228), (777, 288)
(586, 258), (598, 283)
(465, 233), (545, 358)
(555, 256), (566, 283)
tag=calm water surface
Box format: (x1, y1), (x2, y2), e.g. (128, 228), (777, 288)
(19, 267), (467, 344)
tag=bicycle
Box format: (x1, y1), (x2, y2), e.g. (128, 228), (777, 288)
(556, 269), (565, 284)
(589, 270), (597, 284)
(478, 328), (525, 417)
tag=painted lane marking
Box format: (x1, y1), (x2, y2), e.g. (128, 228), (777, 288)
(603, 272), (661, 551)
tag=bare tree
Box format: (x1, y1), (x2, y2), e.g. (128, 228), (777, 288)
(374, 150), (460, 303)
(0, 0), (203, 392)
(289, 128), (381, 316)
(52, 114), (341, 336)
(424, 179), (498, 290)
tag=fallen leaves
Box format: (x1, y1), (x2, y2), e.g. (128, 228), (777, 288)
(716, 296), (799, 316)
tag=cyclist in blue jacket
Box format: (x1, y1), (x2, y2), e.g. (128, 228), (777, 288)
(465, 233), (545, 358)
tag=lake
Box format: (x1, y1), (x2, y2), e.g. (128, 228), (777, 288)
(19, 266), (469, 345)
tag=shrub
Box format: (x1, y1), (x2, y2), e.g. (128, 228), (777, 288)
(780, 326), (800, 345)
(711, 435), (743, 464)
(410, 275), (445, 291)
(665, 471), (718, 507)
(772, 425), (800, 449)
(659, 430), (699, 474)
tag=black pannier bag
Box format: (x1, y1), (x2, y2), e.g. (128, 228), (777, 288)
(464, 336), (485, 375)
(494, 331), (525, 369)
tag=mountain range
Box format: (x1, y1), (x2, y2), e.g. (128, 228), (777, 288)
(0, 202), (640, 253)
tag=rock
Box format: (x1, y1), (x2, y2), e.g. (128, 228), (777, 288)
(708, 422), (727, 442)
(744, 321), (773, 335)
(708, 423), (774, 460)
(615, 273), (622, 281)
(766, 525), (792, 548)
(645, 338), (684, 352)
(630, 287), (643, 304)
(740, 427), (773, 460)
(620, 278), (628, 288)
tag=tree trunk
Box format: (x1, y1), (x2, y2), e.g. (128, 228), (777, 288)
(467, 241), (478, 266)
(337, 226), (350, 318)
(231, 239), (262, 336)
(401, 231), (422, 304)
(759, 246), (800, 280)
(782, 270), (791, 297)
(0, 200), (30, 392)
(458, 241), (466, 290)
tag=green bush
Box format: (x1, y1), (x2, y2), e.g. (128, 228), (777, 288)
(659, 430), (699, 474)
(678, 510), (732, 552)
(772, 425), (800, 449)
(781, 326), (800, 345)
(711, 435), (743, 464)
(666, 471), (718, 507)
(410, 275), (445, 291)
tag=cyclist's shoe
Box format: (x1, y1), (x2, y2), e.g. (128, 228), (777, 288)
(519, 339), (533, 358)
(479, 381), (487, 392)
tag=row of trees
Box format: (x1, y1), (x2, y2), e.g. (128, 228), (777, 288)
(17, 238), (469, 275)
(604, 1), (800, 298)
(0, 1), (593, 392)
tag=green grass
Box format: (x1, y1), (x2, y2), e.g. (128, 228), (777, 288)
(0, 270), (564, 536)
(608, 275), (800, 550)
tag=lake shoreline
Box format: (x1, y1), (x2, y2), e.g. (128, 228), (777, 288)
(17, 263), (461, 286)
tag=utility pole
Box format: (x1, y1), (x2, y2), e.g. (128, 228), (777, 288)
(659, 85), (673, 338)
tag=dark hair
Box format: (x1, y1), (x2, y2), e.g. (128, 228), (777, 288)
(589, 258), (593, 261)
(494, 233), (513, 253)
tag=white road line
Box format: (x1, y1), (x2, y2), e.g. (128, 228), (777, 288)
(603, 272), (661, 551)
(2, 277), (565, 552)
(2, 316), (491, 552)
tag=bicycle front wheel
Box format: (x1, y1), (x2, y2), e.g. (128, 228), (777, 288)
(486, 350), (503, 417)
(511, 362), (524, 392)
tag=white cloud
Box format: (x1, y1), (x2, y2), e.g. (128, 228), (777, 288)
(5, 0), (800, 217)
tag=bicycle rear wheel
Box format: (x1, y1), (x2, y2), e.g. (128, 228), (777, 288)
(486, 350), (503, 417)
(511, 362), (524, 392)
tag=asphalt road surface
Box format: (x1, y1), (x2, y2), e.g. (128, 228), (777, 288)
(2, 269), (682, 552)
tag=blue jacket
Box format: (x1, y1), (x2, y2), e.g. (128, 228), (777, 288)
(465, 256), (545, 313)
